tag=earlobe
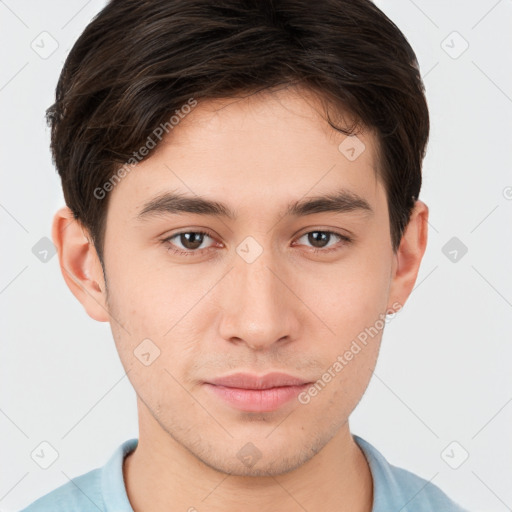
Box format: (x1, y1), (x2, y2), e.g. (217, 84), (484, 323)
(51, 206), (110, 322)
(387, 200), (429, 310)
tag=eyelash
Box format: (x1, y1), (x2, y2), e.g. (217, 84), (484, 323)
(161, 230), (353, 257)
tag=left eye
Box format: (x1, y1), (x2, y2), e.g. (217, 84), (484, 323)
(295, 231), (349, 251)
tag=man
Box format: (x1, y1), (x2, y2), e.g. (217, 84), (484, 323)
(21, 0), (469, 510)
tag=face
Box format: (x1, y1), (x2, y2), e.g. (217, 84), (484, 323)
(100, 86), (401, 476)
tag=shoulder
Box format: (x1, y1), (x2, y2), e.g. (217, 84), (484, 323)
(19, 438), (138, 512)
(19, 468), (103, 512)
(353, 435), (470, 512)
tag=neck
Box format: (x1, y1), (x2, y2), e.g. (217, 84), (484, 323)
(123, 409), (373, 512)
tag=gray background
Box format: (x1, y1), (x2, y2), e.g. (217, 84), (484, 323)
(1, 1), (511, 510)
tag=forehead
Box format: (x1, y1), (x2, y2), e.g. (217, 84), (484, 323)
(106, 87), (385, 223)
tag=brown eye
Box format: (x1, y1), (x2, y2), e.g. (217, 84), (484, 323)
(163, 231), (216, 255)
(296, 231), (350, 251)
(178, 232), (206, 250)
(307, 231), (331, 248)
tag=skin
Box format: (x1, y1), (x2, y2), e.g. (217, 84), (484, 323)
(52, 86), (428, 512)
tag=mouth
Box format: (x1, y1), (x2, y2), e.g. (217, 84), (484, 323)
(203, 372), (313, 412)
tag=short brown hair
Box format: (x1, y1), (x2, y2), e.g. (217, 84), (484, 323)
(47, 0), (429, 264)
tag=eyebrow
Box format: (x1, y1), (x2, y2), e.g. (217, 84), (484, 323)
(135, 188), (373, 221)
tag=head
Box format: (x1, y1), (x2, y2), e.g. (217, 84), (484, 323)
(51, 0), (429, 476)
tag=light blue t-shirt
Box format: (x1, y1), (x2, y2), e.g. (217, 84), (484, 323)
(20, 435), (469, 511)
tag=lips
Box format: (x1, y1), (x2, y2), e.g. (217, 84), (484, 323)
(206, 372), (310, 390)
(203, 372), (313, 412)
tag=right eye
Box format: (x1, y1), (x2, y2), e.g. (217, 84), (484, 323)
(161, 230), (219, 256)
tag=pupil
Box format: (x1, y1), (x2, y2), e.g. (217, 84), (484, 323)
(181, 232), (203, 250)
(308, 231), (329, 248)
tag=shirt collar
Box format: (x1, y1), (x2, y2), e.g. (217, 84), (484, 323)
(102, 437), (138, 511)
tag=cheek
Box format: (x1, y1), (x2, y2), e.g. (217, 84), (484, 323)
(104, 244), (191, 333)
(294, 245), (391, 396)
(104, 253), (211, 386)
(107, 288), (198, 410)
(303, 250), (392, 337)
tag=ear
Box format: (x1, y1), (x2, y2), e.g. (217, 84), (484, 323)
(51, 206), (110, 322)
(387, 199), (429, 311)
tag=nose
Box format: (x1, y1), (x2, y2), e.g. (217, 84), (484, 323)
(217, 245), (301, 351)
